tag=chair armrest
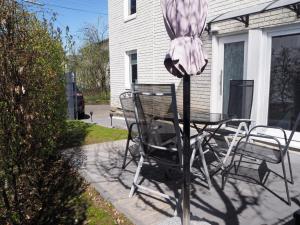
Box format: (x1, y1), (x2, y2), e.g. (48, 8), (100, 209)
(248, 125), (288, 144)
(129, 122), (137, 132)
(128, 123), (138, 138)
(241, 133), (284, 152)
(229, 119), (253, 122)
(225, 119), (254, 132)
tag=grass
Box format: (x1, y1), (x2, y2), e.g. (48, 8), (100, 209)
(61, 120), (128, 149)
(84, 123), (128, 145)
(84, 93), (110, 105)
(84, 186), (133, 225)
(61, 120), (132, 225)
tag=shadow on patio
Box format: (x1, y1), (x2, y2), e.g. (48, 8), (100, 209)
(79, 140), (300, 225)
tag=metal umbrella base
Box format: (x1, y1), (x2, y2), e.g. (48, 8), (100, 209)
(157, 217), (210, 225)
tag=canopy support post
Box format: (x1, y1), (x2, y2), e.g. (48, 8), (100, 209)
(182, 75), (191, 225)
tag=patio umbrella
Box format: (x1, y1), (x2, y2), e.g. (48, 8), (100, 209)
(161, 0), (208, 224)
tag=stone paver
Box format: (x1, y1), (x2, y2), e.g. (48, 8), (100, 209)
(79, 140), (300, 225)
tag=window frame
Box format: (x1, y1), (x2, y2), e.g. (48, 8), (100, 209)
(129, 52), (137, 84)
(210, 34), (248, 114)
(124, 0), (137, 22)
(124, 50), (138, 89)
(259, 25), (300, 144)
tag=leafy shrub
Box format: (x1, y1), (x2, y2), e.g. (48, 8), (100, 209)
(0, 1), (86, 224)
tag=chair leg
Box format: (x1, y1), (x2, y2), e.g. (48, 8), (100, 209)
(235, 154), (243, 174)
(174, 187), (183, 216)
(190, 148), (197, 170)
(221, 171), (228, 190)
(197, 140), (211, 189)
(287, 150), (294, 184)
(222, 146), (238, 190)
(122, 134), (131, 169)
(129, 156), (144, 198)
(281, 159), (291, 205)
(223, 122), (247, 165)
(224, 136), (230, 147)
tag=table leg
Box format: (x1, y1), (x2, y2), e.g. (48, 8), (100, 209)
(192, 123), (207, 134)
(200, 123), (225, 171)
(202, 123), (223, 146)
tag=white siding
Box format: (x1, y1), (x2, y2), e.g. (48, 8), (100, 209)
(109, 0), (300, 110)
(109, 0), (156, 107)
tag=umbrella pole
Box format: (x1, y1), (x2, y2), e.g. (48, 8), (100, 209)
(182, 75), (191, 225)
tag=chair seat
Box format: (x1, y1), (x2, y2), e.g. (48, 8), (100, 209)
(146, 135), (201, 166)
(159, 133), (177, 143)
(148, 149), (180, 166)
(235, 142), (281, 164)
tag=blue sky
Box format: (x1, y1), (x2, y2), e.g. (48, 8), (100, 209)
(24, 0), (108, 48)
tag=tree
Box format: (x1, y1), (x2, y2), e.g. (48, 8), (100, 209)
(0, 1), (86, 224)
(69, 24), (109, 96)
(270, 47), (300, 111)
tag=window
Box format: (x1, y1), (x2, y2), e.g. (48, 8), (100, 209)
(124, 50), (137, 89)
(268, 34), (300, 131)
(124, 0), (136, 21)
(210, 34), (248, 114)
(222, 41), (245, 114)
(129, 52), (137, 83)
(129, 0), (136, 15)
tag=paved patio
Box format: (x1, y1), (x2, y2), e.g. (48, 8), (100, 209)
(79, 140), (300, 225)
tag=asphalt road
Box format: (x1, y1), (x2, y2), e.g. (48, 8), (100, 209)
(81, 104), (126, 129)
(84, 104), (111, 119)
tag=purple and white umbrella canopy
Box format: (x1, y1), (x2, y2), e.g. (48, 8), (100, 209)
(161, 0), (208, 77)
(161, 0), (208, 224)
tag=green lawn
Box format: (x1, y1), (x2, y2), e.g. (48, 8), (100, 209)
(84, 123), (128, 145)
(83, 186), (133, 225)
(84, 93), (110, 105)
(61, 120), (128, 149)
(61, 120), (132, 225)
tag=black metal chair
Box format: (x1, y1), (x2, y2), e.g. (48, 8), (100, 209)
(119, 92), (140, 169)
(210, 80), (254, 164)
(222, 112), (300, 205)
(129, 83), (207, 211)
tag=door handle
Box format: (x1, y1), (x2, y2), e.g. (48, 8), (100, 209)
(219, 70), (223, 95)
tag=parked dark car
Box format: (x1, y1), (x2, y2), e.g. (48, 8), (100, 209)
(76, 87), (85, 119)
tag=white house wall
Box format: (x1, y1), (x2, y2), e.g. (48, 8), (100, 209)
(109, 0), (212, 110)
(109, 0), (156, 107)
(109, 0), (300, 111)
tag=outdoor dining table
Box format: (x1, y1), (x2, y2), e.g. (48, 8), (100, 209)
(176, 110), (234, 138)
(178, 111), (236, 172)
(162, 110), (235, 144)
(160, 111), (236, 168)
(180, 111), (234, 132)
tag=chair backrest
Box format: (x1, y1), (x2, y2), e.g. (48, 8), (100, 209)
(132, 84), (182, 159)
(119, 92), (138, 135)
(227, 80), (254, 127)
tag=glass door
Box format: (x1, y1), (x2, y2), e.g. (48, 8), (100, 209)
(218, 35), (248, 114)
(255, 27), (300, 145)
(268, 33), (300, 132)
